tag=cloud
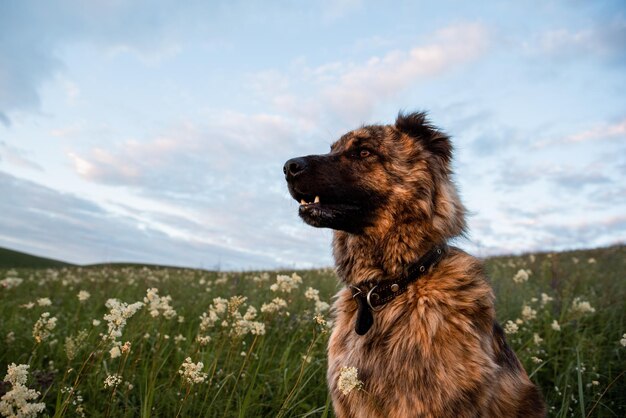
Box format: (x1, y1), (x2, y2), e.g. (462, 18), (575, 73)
(0, 0), (216, 123)
(0, 142), (43, 171)
(253, 22), (490, 126)
(531, 17), (626, 64)
(0, 170), (331, 269)
(562, 118), (626, 143)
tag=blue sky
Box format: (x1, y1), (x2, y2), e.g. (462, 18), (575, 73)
(1, 0), (625, 269)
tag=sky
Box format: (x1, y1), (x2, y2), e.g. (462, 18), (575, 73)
(0, 0), (625, 270)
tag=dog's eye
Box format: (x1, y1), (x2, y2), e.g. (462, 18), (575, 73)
(359, 149), (370, 158)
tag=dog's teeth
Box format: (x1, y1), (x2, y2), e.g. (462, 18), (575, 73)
(300, 199), (306, 205)
(314, 196), (320, 203)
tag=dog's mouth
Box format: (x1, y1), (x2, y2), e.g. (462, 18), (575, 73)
(290, 188), (361, 229)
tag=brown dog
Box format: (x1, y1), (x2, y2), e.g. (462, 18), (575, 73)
(284, 112), (545, 417)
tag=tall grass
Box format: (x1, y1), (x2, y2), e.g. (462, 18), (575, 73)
(0, 245), (624, 417)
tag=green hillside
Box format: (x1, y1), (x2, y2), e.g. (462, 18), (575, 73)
(0, 246), (74, 268)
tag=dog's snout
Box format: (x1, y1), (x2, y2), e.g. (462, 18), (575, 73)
(283, 157), (308, 179)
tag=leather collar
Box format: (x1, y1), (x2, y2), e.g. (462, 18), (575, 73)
(350, 244), (448, 335)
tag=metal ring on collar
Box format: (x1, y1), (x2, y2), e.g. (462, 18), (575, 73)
(350, 285), (362, 298)
(366, 285), (384, 311)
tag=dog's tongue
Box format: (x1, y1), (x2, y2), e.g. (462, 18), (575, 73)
(354, 295), (374, 335)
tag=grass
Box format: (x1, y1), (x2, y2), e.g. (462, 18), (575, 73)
(0, 245), (624, 417)
(0, 247), (74, 269)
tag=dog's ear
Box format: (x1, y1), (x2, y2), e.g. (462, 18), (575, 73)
(395, 111), (452, 164)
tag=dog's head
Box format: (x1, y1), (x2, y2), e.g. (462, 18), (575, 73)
(284, 111), (466, 239)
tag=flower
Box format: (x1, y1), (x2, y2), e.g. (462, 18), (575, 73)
(77, 291), (90, 302)
(103, 374), (122, 389)
(37, 298), (52, 307)
(512, 269), (530, 284)
(32, 312), (57, 343)
(304, 287), (330, 313)
(0, 277), (23, 290)
(504, 320), (519, 334)
(102, 298), (144, 342)
(571, 297), (596, 315)
(521, 305), (537, 321)
(143, 288), (177, 319)
(533, 333), (543, 345)
(540, 293), (553, 306)
(337, 366), (363, 395)
(0, 364), (46, 418)
(531, 357), (543, 364)
(261, 298), (288, 314)
(179, 358), (207, 385)
(551, 320), (561, 331)
(121, 341), (131, 354)
(109, 346), (121, 359)
(270, 273), (303, 293)
(620, 333), (626, 347)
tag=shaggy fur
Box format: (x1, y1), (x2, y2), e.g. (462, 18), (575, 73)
(284, 112), (546, 417)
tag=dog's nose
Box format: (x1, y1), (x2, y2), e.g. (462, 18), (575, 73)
(283, 157), (308, 179)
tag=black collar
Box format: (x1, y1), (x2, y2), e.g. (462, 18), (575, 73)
(350, 244), (448, 335)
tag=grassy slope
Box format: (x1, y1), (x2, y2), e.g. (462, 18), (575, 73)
(0, 244), (623, 417)
(0, 247), (74, 269)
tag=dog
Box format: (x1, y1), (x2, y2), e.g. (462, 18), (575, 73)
(283, 112), (545, 417)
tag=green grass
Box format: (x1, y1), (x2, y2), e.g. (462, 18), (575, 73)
(0, 247), (74, 269)
(0, 246), (624, 417)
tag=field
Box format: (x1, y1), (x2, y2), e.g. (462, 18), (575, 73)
(0, 245), (625, 417)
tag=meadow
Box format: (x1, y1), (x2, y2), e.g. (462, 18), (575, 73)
(0, 245), (624, 417)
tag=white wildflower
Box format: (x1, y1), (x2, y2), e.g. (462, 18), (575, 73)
(20, 302), (35, 310)
(179, 358), (207, 385)
(314, 313), (327, 327)
(120, 341), (131, 354)
(212, 297), (228, 314)
(0, 364), (45, 418)
(92, 320), (101, 327)
(531, 356), (543, 364)
(533, 333), (543, 345)
(5, 332), (15, 345)
(32, 312), (57, 343)
(102, 298), (144, 342)
(109, 346), (121, 359)
(551, 320), (561, 331)
(196, 336), (211, 346)
(540, 293), (554, 306)
(504, 320), (519, 334)
(587, 258), (596, 264)
(260, 297), (288, 314)
(521, 305), (537, 321)
(243, 306), (257, 321)
(143, 288), (177, 319)
(512, 269), (529, 284)
(174, 334), (187, 344)
(305, 287), (320, 300)
(37, 298), (51, 307)
(0, 277), (23, 290)
(620, 333), (626, 347)
(103, 374), (122, 388)
(77, 291), (90, 302)
(571, 297), (596, 315)
(270, 273), (303, 293)
(337, 366), (363, 395)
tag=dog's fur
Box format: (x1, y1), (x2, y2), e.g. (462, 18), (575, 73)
(284, 112), (545, 417)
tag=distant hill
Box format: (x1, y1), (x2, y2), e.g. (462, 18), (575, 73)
(0, 247), (75, 268)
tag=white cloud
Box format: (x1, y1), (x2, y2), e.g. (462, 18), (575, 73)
(0, 142), (43, 171)
(563, 118), (626, 143)
(252, 22), (490, 126)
